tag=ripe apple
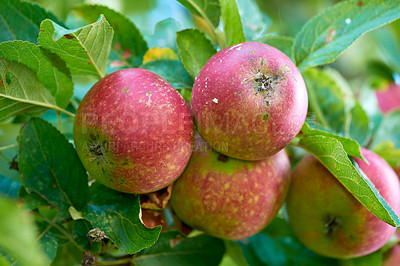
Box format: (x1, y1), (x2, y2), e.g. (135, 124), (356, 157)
(383, 231), (400, 266)
(169, 134), (291, 240)
(376, 82), (400, 114)
(73, 68), (193, 194)
(191, 42), (308, 160)
(286, 148), (400, 258)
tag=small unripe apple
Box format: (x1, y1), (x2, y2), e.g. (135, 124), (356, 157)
(286, 148), (400, 258)
(191, 42), (308, 160)
(170, 134), (291, 240)
(73, 68), (193, 194)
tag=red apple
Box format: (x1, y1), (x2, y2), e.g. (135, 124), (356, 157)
(286, 148), (400, 258)
(170, 134), (291, 240)
(383, 231), (400, 266)
(376, 83), (400, 114)
(73, 68), (193, 194)
(191, 42), (308, 160)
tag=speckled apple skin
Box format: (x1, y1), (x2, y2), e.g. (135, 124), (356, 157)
(191, 42), (308, 160)
(73, 69), (194, 194)
(286, 148), (400, 259)
(170, 135), (291, 240)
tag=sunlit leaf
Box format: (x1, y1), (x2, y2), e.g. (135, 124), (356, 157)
(220, 0), (245, 47)
(74, 4), (148, 67)
(176, 29), (217, 78)
(0, 41), (73, 108)
(293, 0), (400, 70)
(38, 15), (113, 78)
(0, 58), (60, 123)
(176, 0), (220, 28)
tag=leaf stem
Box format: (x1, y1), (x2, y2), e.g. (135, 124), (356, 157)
(96, 257), (133, 265)
(0, 94), (75, 118)
(56, 111), (63, 133)
(36, 213), (84, 252)
(54, 106), (75, 118)
(0, 151), (11, 163)
(0, 143), (18, 151)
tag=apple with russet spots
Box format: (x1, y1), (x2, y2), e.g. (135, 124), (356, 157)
(191, 42), (308, 160)
(170, 134), (291, 240)
(73, 68), (193, 194)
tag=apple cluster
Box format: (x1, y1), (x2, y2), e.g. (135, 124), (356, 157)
(73, 42), (400, 258)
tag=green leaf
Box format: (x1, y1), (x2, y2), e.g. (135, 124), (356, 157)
(237, 240), (264, 266)
(293, 0), (400, 70)
(371, 110), (400, 148)
(236, 0), (268, 41)
(134, 231), (225, 266)
(84, 183), (161, 254)
(150, 18), (181, 49)
(18, 118), (88, 219)
(0, 174), (20, 199)
(0, 0), (65, 44)
(340, 250), (383, 266)
(255, 35), (294, 59)
(0, 58), (62, 124)
(301, 122), (365, 161)
(176, 0), (220, 28)
(0, 255), (9, 265)
(248, 233), (288, 265)
(298, 134), (400, 227)
(142, 60), (193, 89)
(220, 0), (246, 47)
(0, 41), (73, 108)
(373, 141), (400, 168)
(0, 196), (48, 266)
(18, 186), (51, 211)
(223, 240), (249, 266)
(73, 220), (101, 253)
(176, 29), (217, 78)
(37, 15), (113, 78)
(302, 68), (354, 133)
(37, 229), (58, 262)
(74, 4), (148, 67)
(238, 229), (338, 266)
(347, 101), (370, 146)
(51, 242), (82, 266)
